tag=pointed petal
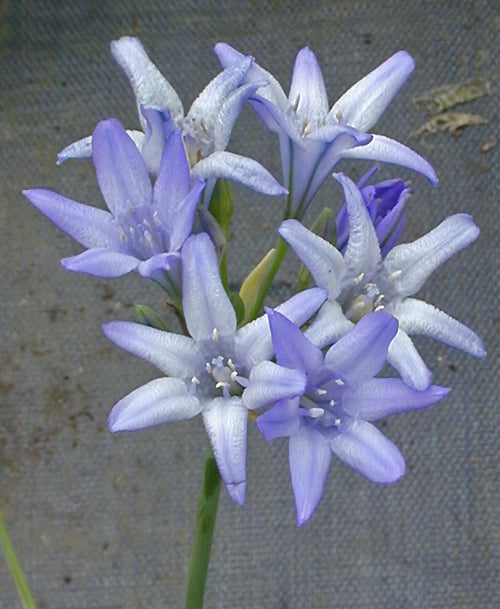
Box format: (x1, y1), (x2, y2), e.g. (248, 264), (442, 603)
(267, 309), (324, 375)
(182, 233), (236, 341)
(289, 47), (329, 123)
(102, 320), (202, 378)
(153, 130), (191, 219)
(385, 214), (480, 297)
(93, 119), (152, 216)
(289, 426), (332, 526)
(328, 419), (405, 483)
(244, 361), (306, 411)
(139, 105), (176, 174)
(203, 398), (247, 505)
(192, 151), (286, 196)
(324, 312), (398, 386)
(137, 252), (180, 279)
(340, 134), (438, 185)
(167, 178), (205, 251)
(304, 300), (354, 349)
(279, 219), (345, 298)
(23, 188), (120, 249)
(108, 378), (201, 432)
(343, 378), (450, 421)
(386, 327), (432, 390)
(57, 135), (93, 164)
(333, 173), (382, 280)
(393, 298), (485, 357)
(257, 398), (300, 440)
(330, 51), (415, 131)
(234, 288), (326, 368)
(111, 36), (184, 129)
(62, 249), (139, 277)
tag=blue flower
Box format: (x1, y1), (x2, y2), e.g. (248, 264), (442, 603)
(25, 119), (204, 297)
(58, 37), (286, 200)
(102, 232), (326, 505)
(279, 173), (485, 390)
(254, 310), (449, 525)
(215, 43), (437, 218)
(336, 167), (410, 255)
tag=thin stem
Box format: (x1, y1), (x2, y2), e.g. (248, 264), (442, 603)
(0, 510), (37, 609)
(184, 447), (222, 609)
(246, 234), (289, 321)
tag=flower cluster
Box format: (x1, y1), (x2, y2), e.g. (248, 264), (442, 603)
(26, 38), (484, 525)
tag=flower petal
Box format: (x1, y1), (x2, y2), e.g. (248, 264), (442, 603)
(385, 214), (480, 297)
(23, 189), (120, 249)
(108, 378), (201, 432)
(57, 135), (93, 164)
(289, 426), (332, 526)
(139, 105), (176, 174)
(340, 134), (438, 185)
(392, 298), (485, 358)
(324, 312), (398, 386)
(202, 397), (248, 505)
(386, 327), (432, 390)
(234, 288), (326, 368)
(342, 378), (450, 420)
(329, 51), (415, 132)
(244, 361), (306, 411)
(267, 309), (324, 375)
(62, 249), (139, 277)
(304, 300), (354, 349)
(93, 119), (152, 216)
(257, 398), (300, 441)
(182, 233), (237, 341)
(102, 320), (202, 378)
(328, 419), (405, 483)
(289, 47), (329, 123)
(111, 36), (184, 129)
(136, 252), (180, 279)
(192, 151), (287, 196)
(167, 178), (205, 252)
(279, 219), (345, 299)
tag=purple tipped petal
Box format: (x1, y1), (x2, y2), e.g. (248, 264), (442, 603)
(343, 378), (450, 421)
(330, 51), (415, 132)
(244, 361), (306, 411)
(203, 398), (247, 505)
(340, 134), (438, 185)
(279, 219), (344, 298)
(386, 328), (433, 390)
(192, 151), (287, 196)
(57, 135), (93, 164)
(393, 298), (485, 358)
(24, 189), (120, 249)
(324, 312), (398, 386)
(108, 378), (201, 432)
(289, 47), (329, 123)
(257, 398), (300, 441)
(329, 420), (405, 483)
(93, 119), (152, 217)
(182, 233), (236, 342)
(102, 321), (202, 378)
(289, 426), (332, 526)
(62, 249), (139, 277)
(385, 214), (480, 297)
(267, 309), (324, 375)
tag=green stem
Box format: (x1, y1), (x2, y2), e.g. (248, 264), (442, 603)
(184, 447), (222, 609)
(246, 235), (289, 321)
(0, 511), (37, 609)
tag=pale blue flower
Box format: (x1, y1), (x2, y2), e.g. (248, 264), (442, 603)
(254, 310), (449, 525)
(279, 173), (485, 390)
(215, 43), (437, 218)
(103, 232), (326, 504)
(25, 119), (203, 297)
(58, 37), (286, 201)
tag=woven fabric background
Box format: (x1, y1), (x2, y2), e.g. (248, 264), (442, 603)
(1, 1), (498, 608)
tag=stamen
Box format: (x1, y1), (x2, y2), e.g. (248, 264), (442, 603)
(329, 399), (336, 407)
(316, 388), (327, 396)
(211, 328), (219, 343)
(388, 269), (402, 281)
(191, 376), (200, 385)
(205, 362), (213, 374)
(354, 272), (365, 285)
(227, 358), (236, 371)
(230, 371), (238, 382)
(309, 407), (324, 419)
(215, 381), (229, 389)
(334, 418), (341, 427)
(334, 378), (344, 386)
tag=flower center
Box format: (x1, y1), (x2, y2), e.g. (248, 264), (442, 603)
(299, 378), (346, 428)
(118, 207), (169, 259)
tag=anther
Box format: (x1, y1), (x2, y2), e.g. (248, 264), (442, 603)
(334, 378), (345, 386)
(191, 376), (200, 385)
(354, 272), (365, 285)
(309, 407), (324, 419)
(205, 362), (213, 374)
(388, 269), (402, 281)
(227, 358), (236, 371)
(211, 328), (219, 343)
(316, 388), (327, 396)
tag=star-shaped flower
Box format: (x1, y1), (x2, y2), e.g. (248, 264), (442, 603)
(25, 119), (204, 297)
(279, 173), (485, 389)
(254, 310), (449, 525)
(103, 232), (326, 504)
(215, 43), (437, 218)
(58, 37), (285, 201)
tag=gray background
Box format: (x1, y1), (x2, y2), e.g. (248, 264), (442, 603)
(1, 1), (498, 608)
